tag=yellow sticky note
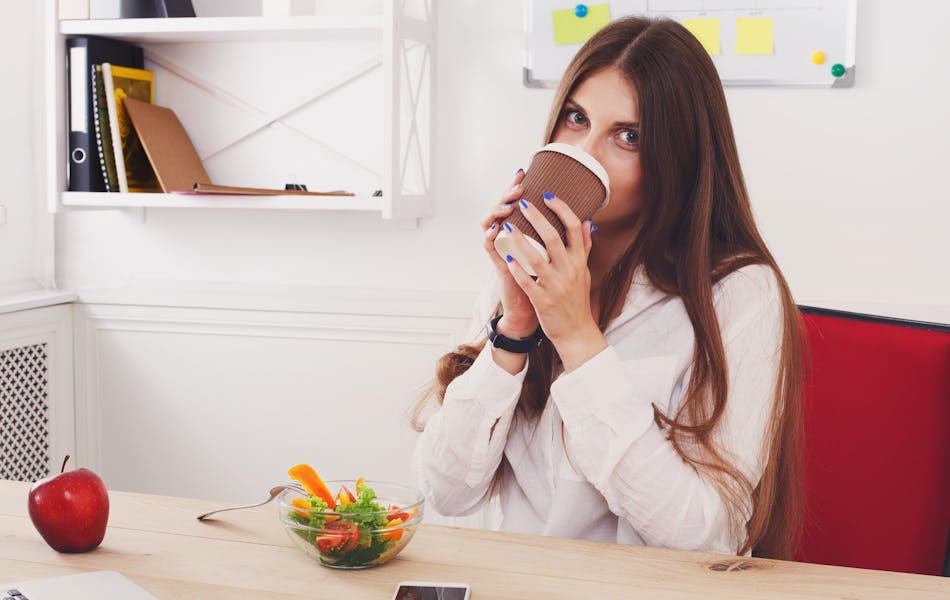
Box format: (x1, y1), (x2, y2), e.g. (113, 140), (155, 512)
(552, 4), (611, 46)
(683, 18), (720, 56)
(736, 17), (774, 55)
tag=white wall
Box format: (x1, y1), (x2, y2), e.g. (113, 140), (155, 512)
(0, 1), (52, 293)
(728, 1), (950, 318)
(69, 296), (470, 508)
(42, 0), (949, 318)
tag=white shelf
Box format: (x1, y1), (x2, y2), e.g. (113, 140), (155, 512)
(61, 192), (386, 212)
(46, 0), (434, 220)
(59, 16), (384, 43)
(0, 289), (78, 315)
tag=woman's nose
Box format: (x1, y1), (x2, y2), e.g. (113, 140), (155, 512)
(577, 136), (606, 166)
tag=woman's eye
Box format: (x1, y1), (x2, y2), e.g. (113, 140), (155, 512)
(564, 110), (587, 126)
(619, 130), (640, 146)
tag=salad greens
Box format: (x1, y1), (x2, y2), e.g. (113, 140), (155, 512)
(340, 484), (390, 530)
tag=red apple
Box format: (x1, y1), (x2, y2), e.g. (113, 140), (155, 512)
(28, 455), (110, 553)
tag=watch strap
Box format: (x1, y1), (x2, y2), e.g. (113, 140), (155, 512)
(486, 315), (544, 353)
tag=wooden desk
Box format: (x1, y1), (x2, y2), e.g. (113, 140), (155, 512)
(1, 481), (946, 598)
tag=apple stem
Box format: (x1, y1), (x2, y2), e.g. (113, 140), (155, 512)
(61, 455), (70, 473)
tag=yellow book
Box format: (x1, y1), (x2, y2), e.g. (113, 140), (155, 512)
(103, 63), (161, 193)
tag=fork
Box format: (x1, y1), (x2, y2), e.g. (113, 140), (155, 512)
(196, 482), (306, 521)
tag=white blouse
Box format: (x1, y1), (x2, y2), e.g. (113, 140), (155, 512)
(413, 264), (784, 555)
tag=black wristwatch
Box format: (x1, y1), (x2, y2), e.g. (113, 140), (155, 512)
(486, 315), (545, 353)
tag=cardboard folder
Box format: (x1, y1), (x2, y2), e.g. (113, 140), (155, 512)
(122, 97), (354, 197)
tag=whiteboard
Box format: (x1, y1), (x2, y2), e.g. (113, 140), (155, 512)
(524, 0), (856, 88)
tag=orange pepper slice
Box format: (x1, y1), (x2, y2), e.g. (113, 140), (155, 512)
(382, 518), (404, 542)
(288, 464), (336, 508)
(291, 497), (311, 518)
(355, 476), (366, 495)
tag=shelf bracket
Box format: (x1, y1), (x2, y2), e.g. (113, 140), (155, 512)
(396, 217), (419, 230)
(144, 50), (384, 178)
(123, 206), (147, 225)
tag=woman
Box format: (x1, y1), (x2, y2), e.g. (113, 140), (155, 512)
(412, 16), (805, 559)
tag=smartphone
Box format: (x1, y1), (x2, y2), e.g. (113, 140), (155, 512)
(392, 581), (472, 600)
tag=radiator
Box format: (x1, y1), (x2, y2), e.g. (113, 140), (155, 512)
(0, 343), (50, 482)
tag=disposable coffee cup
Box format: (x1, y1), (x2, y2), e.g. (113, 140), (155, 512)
(495, 142), (610, 276)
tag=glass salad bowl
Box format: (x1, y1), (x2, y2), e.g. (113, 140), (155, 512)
(277, 479), (424, 569)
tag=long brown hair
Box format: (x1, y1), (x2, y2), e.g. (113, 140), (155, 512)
(414, 16), (804, 560)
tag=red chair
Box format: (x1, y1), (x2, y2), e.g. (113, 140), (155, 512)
(795, 306), (950, 576)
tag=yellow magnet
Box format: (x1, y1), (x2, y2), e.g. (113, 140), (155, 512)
(812, 51), (826, 65)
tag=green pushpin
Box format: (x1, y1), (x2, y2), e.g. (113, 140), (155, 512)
(831, 63), (846, 78)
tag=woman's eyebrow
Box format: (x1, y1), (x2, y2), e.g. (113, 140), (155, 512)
(565, 97), (639, 128)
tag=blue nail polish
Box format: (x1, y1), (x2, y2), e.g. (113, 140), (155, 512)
(516, 168), (524, 175)
(489, 222), (497, 230)
(591, 224), (599, 233)
(504, 222), (513, 233)
(542, 191), (554, 201)
(519, 198), (529, 209)
(503, 202), (512, 208)
(506, 255), (514, 263)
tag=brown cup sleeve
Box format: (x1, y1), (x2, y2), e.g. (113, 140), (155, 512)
(511, 150), (607, 247)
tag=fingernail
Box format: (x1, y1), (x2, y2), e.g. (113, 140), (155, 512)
(506, 255), (514, 263)
(489, 222), (497, 230)
(502, 202), (512, 208)
(516, 168), (524, 175)
(591, 224), (599, 233)
(504, 222), (513, 233)
(542, 191), (554, 201)
(519, 198), (529, 209)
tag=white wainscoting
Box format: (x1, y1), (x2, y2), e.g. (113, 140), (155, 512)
(0, 302), (74, 481)
(71, 285), (489, 528)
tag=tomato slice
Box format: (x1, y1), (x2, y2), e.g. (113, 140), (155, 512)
(316, 520), (360, 555)
(387, 506), (410, 522)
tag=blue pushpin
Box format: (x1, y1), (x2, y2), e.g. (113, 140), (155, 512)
(575, 4), (588, 18)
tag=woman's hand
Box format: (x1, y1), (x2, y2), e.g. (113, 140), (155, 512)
(501, 193), (607, 372)
(481, 169), (539, 339)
